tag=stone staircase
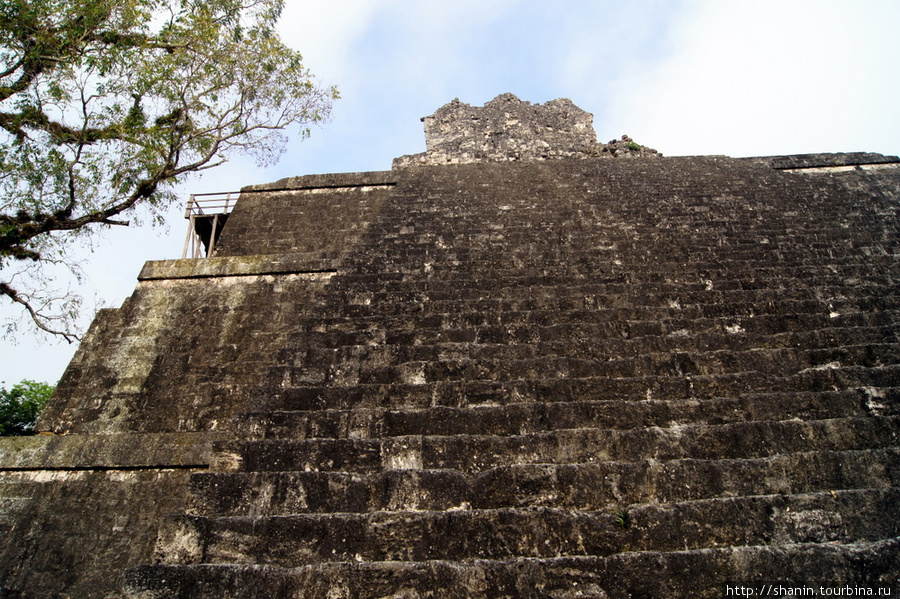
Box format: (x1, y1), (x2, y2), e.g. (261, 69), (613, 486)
(125, 158), (900, 598)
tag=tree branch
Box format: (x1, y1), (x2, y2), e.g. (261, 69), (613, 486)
(86, 30), (186, 53)
(0, 282), (79, 343)
(0, 0), (337, 340)
(0, 56), (26, 80)
(0, 109), (129, 145)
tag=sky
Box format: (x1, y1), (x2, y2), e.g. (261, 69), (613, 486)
(2, 0), (899, 385)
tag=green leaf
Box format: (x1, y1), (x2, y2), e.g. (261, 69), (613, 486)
(0, 0), (336, 340)
(0, 380), (55, 435)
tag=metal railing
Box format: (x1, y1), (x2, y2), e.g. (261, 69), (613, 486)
(181, 192), (240, 259)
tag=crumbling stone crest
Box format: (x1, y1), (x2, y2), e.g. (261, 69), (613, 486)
(393, 93), (659, 167)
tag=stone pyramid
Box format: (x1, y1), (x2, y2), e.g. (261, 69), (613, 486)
(1, 95), (898, 598)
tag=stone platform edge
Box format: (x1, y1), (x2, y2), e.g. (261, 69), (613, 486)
(742, 152), (900, 170)
(138, 254), (340, 281)
(241, 170), (396, 192)
(0, 431), (225, 471)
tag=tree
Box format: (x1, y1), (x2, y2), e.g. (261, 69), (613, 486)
(0, 0), (337, 341)
(0, 379), (54, 435)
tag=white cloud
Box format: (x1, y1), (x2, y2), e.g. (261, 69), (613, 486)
(277, 1), (384, 85)
(606, 0), (900, 156)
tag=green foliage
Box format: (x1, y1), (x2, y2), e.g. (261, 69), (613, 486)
(0, 379), (54, 435)
(0, 0), (338, 340)
(626, 142), (641, 152)
(613, 508), (631, 529)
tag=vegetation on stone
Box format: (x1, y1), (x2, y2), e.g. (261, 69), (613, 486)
(0, 0), (338, 341)
(0, 379), (53, 435)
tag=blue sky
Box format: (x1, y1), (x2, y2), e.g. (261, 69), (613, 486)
(2, 0), (899, 385)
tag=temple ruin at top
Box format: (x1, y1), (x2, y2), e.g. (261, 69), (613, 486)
(1, 95), (898, 598)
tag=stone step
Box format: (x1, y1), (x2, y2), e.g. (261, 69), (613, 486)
(306, 304), (900, 345)
(267, 366), (900, 411)
(339, 224), (898, 247)
(284, 344), (900, 388)
(306, 312), (900, 360)
(297, 323), (897, 364)
(358, 320), (900, 355)
(327, 270), (898, 300)
(292, 326), (900, 376)
(334, 261), (900, 286)
(338, 251), (900, 277)
(240, 390), (878, 440)
(318, 282), (900, 316)
(329, 253), (900, 280)
(351, 201), (888, 228)
(225, 416), (900, 474)
(155, 488), (900, 566)
(309, 286), (899, 325)
(352, 244), (900, 267)
(123, 537), (900, 599)
(338, 220), (896, 247)
(293, 340), (900, 384)
(188, 447), (900, 516)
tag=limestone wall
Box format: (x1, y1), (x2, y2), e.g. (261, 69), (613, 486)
(1, 107), (898, 596)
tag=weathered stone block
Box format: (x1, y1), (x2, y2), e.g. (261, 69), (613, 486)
(3, 98), (900, 597)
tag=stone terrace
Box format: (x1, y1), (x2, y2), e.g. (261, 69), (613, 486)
(1, 99), (898, 598)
